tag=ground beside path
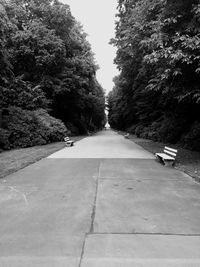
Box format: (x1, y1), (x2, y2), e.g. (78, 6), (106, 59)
(118, 131), (200, 182)
(0, 130), (200, 267)
(0, 136), (85, 179)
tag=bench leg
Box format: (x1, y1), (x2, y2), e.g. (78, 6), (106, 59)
(66, 143), (71, 147)
(66, 143), (74, 147)
(156, 155), (164, 165)
(163, 160), (174, 167)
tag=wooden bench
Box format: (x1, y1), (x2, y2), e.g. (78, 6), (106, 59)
(64, 136), (74, 147)
(124, 133), (130, 139)
(155, 146), (177, 167)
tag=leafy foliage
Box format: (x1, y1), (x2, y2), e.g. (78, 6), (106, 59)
(0, 107), (67, 150)
(108, 0), (200, 150)
(0, 78), (49, 110)
(0, 0), (105, 150)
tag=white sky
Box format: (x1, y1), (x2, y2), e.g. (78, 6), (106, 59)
(61, 0), (119, 93)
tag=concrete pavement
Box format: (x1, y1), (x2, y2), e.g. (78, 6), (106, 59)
(0, 130), (200, 266)
(48, 130), (155, 159)
(0, 159), (99, 266)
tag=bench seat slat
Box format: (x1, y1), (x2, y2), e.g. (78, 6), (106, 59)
(156, 153), (175, 160)
(164, 146), (177, 153)
(64, 137), (74, 141)
(164, 150), (176, 157)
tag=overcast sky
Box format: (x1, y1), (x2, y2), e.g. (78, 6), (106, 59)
(61, 0), (119, 93)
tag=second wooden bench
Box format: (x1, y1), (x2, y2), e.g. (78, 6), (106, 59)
(155, 146), (177, 167)
(64, 136), (74, 147)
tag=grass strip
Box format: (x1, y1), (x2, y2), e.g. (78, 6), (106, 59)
(0, 136), (85, 179)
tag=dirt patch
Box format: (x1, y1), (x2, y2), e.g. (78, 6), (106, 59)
(118, 131), (200, 182)
(0, 136), (85, 179)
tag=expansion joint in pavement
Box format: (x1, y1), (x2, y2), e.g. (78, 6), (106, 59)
(87, 232), (200, 236)
(78, 234), (87, 267)
(79, 163), (101, 267)
(99, 177), (185, 181)
(89, 162), (101, 233)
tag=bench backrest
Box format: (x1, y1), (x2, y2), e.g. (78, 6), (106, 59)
(164, 146), (177, 158)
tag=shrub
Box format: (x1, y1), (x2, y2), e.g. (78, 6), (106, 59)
(147, 130), (160, 141)
(135, 124), (145, 137)
(1, 107), (67, 150)
(182, 121), (200, 151)
(127, 125), (137, 134)
(157, 117), (185, 144)
(127, 118), (186, 143)
(7, 107), (39, 148)
(65, 122), (79, 136)
(0, 128), (10, 150)
(34, 109), (67, 142)
(140, 127), (150, 139)
(73, 119), (88, 135)
(146, 121), (163, 141)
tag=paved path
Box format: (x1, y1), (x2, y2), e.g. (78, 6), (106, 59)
(48, 130), (155, 159)
(0, 130), (200, 266)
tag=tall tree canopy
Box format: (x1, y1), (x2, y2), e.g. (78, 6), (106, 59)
(108, 0), (200, 150)
(0, 0), (105, 150)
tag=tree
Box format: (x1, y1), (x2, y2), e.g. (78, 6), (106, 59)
(0, 0), (105, 148)
(108, 0), (200, 149)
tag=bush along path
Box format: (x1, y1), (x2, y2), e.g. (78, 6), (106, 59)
(0, 0), (106, 152)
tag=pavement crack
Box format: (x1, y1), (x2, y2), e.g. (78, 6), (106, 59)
(89, 162), (101, 233)
(78, 234), (87, 267)
(9, 186), (29, 206)
(79, 162), (101, 266)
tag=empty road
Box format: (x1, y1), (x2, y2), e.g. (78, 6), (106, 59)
(0, 130), (200, 266)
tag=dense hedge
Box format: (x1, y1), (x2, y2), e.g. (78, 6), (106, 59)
(0, 107), (67, 151)
(127, 119), (200, 151)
